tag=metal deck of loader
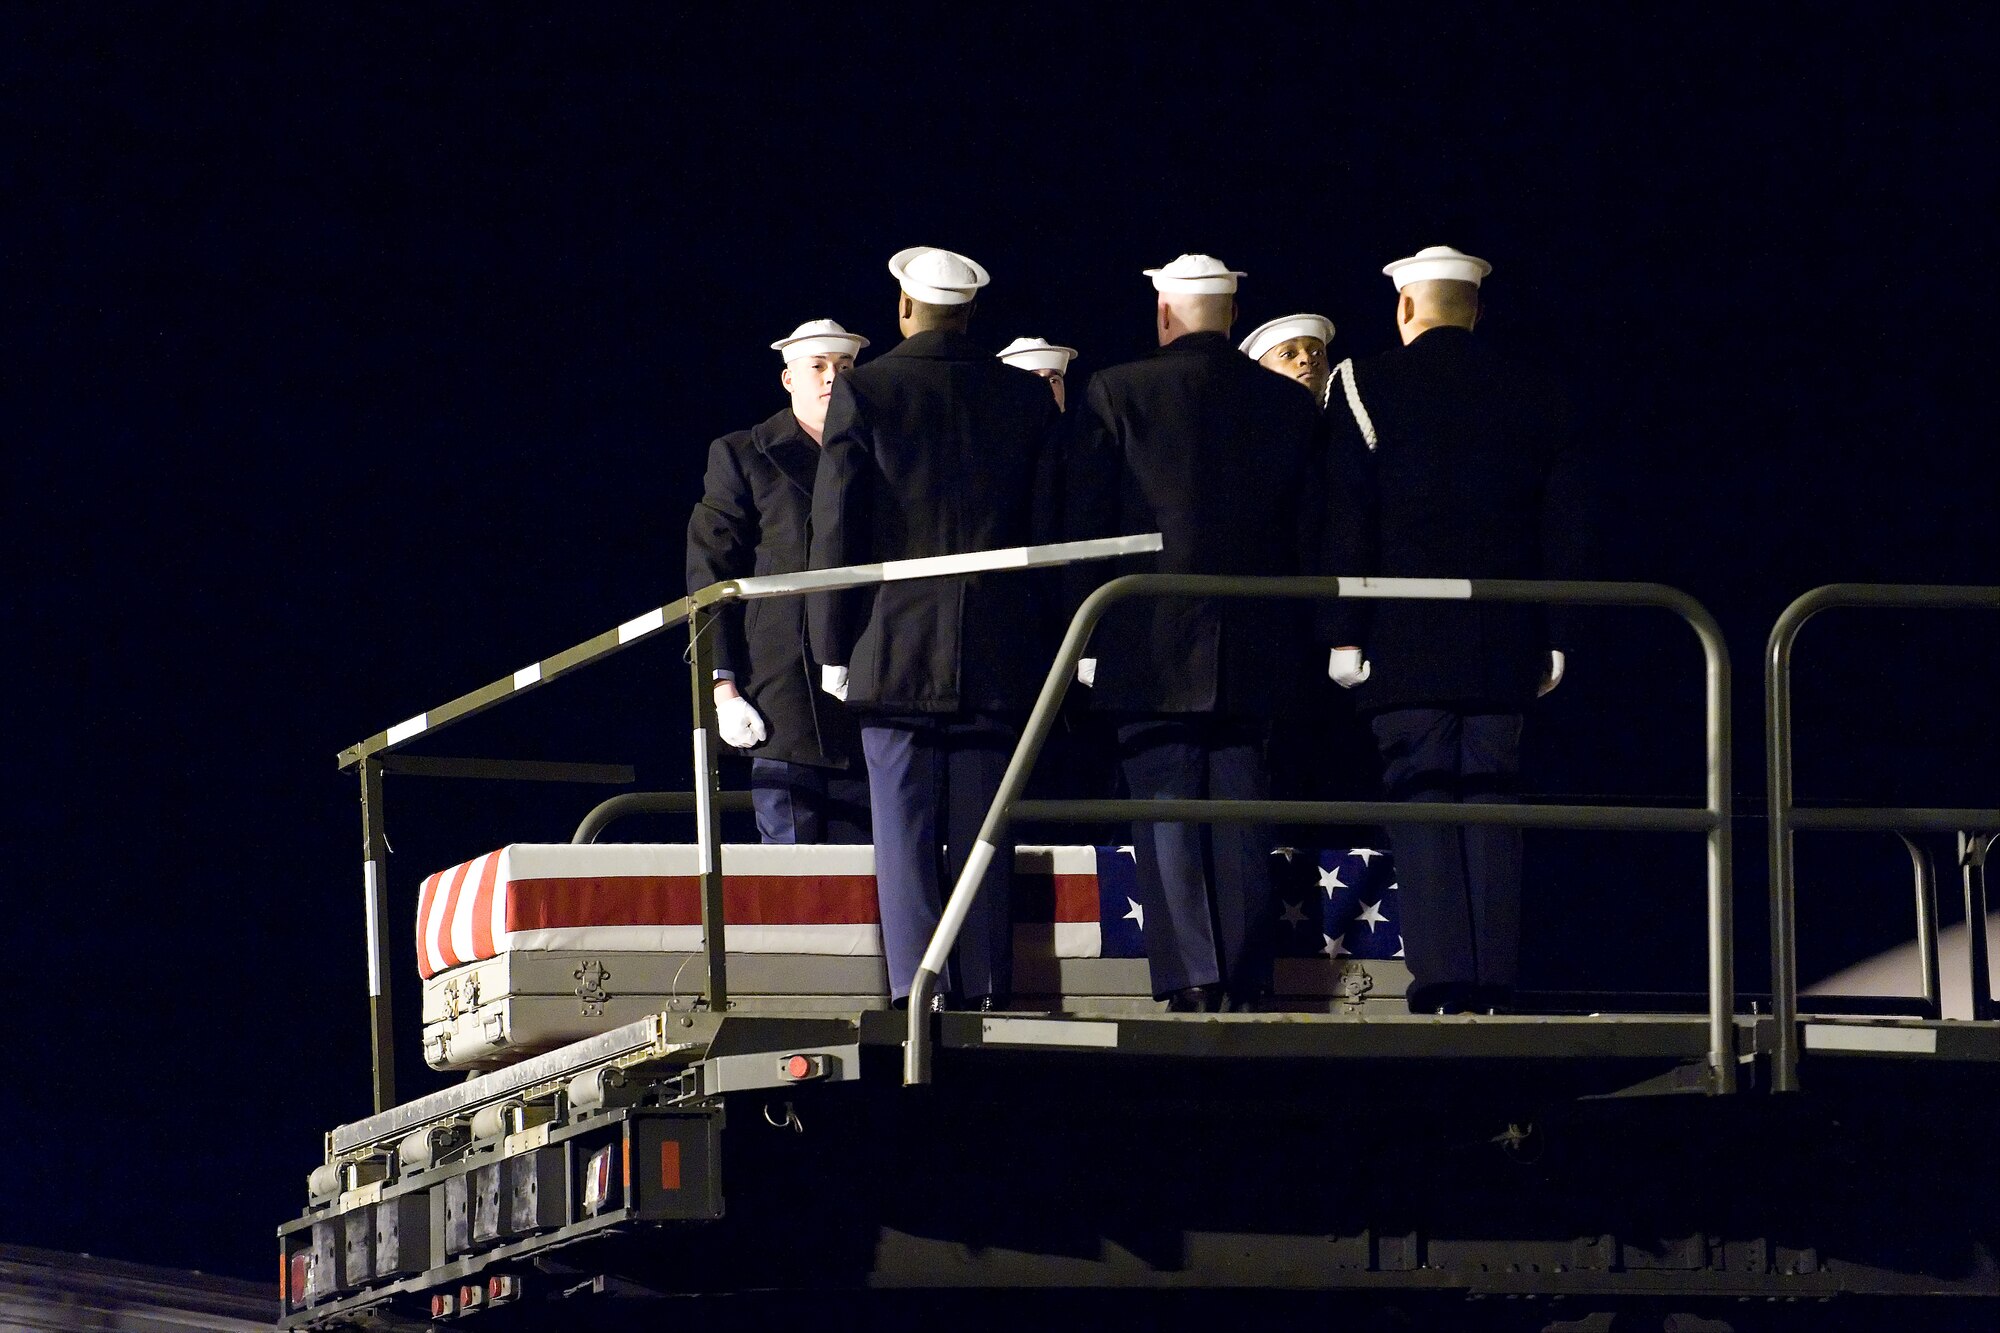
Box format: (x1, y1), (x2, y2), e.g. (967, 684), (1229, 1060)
(281, 555), (1998, 1330)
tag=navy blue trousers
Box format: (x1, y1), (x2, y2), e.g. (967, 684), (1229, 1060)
(749, 758), (871, 845)
(1115, 714), (1274, 999)
(859, 713), (1016, 1002)
(1369, 708), (1524, 1010)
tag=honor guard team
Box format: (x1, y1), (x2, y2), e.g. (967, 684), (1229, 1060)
(686, 243), (1584, 1017)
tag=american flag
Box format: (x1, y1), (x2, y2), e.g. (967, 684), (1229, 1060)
(1088, 845), (1401, 961)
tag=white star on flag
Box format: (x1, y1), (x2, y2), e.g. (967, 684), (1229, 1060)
(1123, 896), (1145, 931)
(1350, 848), (1384, 865)
(1279, 899), (1308, 927)
(1394, 943), (1405, 958)
(1317, 864), (1346, 895)
(1387, 881), (1400, 892)
(1322, 932), (1350, 959)
(1117, 846), (1136, 860)
(1270, 846), (1297, 862)
(1357, 899), (1388, 931)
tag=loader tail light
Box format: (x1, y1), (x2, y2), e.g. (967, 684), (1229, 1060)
(489, 1274), (521, 1303)
(287, 1250), (311, 1308)
(430, 1292), (456, 1319)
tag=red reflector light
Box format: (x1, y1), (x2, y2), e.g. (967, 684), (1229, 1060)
(459, 1283), (485, 1310)
(287, 1251), (311, 1308)
(660, 1138), (682, 1191)
(781, 1052), (828, 1080)
(430, 1293), (455, 1319)
(488, 1274), (520, 1302)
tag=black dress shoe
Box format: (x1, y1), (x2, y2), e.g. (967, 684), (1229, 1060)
(1164, 985), (1219, 1012)
(965, 994), (1008, 1013)
(1220, 989), (1268, 1013)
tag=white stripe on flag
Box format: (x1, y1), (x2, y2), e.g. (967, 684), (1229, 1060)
(490, 847), (511, 957)
(449, 851), (491, 966)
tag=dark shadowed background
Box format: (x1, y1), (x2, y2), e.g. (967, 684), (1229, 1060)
(8, 5), (1995, 1278)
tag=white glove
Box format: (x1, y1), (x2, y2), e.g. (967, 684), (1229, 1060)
(1077, 658), (1097, 687)
(1537, 649), (1566, 698)
(820, 664), (849, 702)
(1328, 647), (1371, 689)
(715, 694), (768, 749)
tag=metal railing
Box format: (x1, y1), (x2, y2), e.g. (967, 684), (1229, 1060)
(1765, 583), (2000, 1091)
(903, 574), (1738, 1092)
(336, 532), (1161, 1111)
(572, 791), (754, 844)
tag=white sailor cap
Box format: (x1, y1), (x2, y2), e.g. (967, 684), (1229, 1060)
(770, 318), (870, 362)
(888, 246), (990, 305)
(996, 336), (1077, 374)
(1382, 245), (1492, 289)
(1238, 313), (1334, 362)
(1144, 253), (1246, 295)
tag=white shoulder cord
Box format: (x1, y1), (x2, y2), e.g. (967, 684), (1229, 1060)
(1332, 358), (1378, 452)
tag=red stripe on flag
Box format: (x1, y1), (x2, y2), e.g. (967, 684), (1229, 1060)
(1051, 873), (1098, 923)
(505, 875), (885, 931)
(415, 871), (443, 979)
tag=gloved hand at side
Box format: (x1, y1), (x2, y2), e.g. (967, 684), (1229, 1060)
(1537, 649), (1566, 698)
(1328, 647), (1371, 689)
(715, 693), (768, 749)
(1077, 658), (1097, 687)
(820, 665), (850, 702)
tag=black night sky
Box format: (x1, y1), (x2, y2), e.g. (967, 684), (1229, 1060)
(9, 6), (1996, 1280)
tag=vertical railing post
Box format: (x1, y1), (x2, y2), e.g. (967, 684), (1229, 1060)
(1962, 832), (1996, 1021)
(1766, 601), (1805, 1093)
(1694, 603), (1737, 1094)
(359, 756), (397, 1113)
(1894, 833), (1943, 1020)
(688, 602), (728, 1011)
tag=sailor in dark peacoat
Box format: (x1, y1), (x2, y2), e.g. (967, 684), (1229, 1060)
(1324, 245), (1589, 1013)
(808, 332), (1061, 715)
(1064, 253), (1328, 1009)
(808, 247), (1062, 1005)
(686, 322), (870, 845)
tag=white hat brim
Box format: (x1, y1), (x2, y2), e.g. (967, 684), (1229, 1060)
(775, 335), (868, 361)
(1383, 253), (1492, 289)
(1000, 348), (1075, 373)
(1145, 269), (1246, 295)
(889, 246), (990, 305)
(1239, 314), (1333, 361)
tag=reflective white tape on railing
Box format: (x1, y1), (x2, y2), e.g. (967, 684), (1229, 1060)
(386, 713), (428, 746)
(882, 548), (1030, 581)
(363, 861), (383, 997)
(1336, 576), (1473, 600)
(513, 663), (541, 690)
(730, 534), (1164, 599)
(618, 608), (667, 643)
